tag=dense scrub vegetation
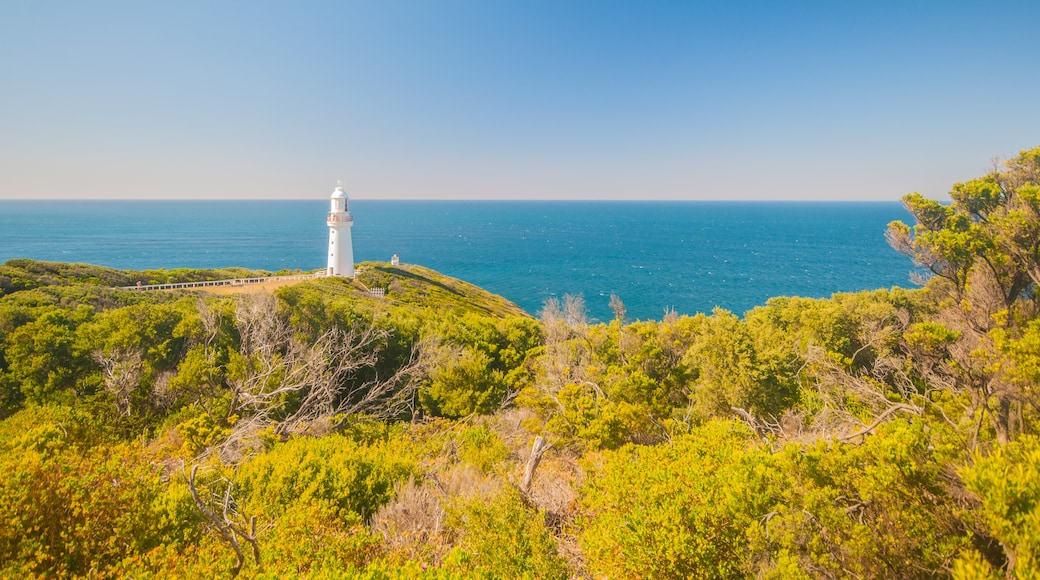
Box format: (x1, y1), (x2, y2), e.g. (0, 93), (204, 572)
(1, 147), (1039, 578)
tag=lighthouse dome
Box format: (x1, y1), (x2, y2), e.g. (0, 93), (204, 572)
(331, 182), (348, 199)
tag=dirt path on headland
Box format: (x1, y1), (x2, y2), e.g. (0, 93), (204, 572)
(194, 278), (307, 295)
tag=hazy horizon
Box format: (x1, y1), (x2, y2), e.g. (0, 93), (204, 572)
(2, 1), (1038, 202)
(0, 197), (913, 203)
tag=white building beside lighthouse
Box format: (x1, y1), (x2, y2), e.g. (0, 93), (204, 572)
(326, 181), (355, 277)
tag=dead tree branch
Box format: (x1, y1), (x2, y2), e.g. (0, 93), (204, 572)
(185, 465), (262, 577)
(521, 435), (553, 495)
(211, 293), (439, 461)
(836, 404), (921, 442)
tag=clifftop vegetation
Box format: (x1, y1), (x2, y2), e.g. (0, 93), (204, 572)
(0, 259), (286, 296)
(1, 146), (1039, 578)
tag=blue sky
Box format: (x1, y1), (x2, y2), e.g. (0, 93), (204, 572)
(1, 1), (1037, 200)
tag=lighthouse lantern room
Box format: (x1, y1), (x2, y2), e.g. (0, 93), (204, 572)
(326, 181), (355, 277)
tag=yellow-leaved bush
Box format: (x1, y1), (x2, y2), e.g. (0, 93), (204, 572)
(0, 405), (199, 579)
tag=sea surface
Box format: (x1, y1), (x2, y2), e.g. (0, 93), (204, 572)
(0, 200), (918, 322)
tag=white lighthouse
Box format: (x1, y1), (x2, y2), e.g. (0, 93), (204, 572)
(326, 181), (355, 277)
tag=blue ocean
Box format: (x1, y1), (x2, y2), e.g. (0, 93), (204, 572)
(0, 201), (917, 322)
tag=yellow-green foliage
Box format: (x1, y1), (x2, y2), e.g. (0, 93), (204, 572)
(424, 346), (506, 417)
(749, 289), (921, 360)
(579, 420), (759, 579)
(995, 318), (1040, 399)
(259, 502), (383, 574)
(115, 503), (383, 579)
(176, 411), (232, 457)
(579, 418), (970, 579)
(0, 406), (198, 579)
(683, 307), (797, 419)
(959, 435), (1040, 578)
(443, 489), (569, 580)
(421, 313), (541, 418)
(455, 423), (510, 473)
(746, 419), (969, 578)
(0, 259), (136, 293)
(3, 306), (95, 405)
(233, 425), (417, 522)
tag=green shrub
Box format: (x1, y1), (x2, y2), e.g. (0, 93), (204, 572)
(444, 489), (568, 580)
(579, 420), (757, 579)
(959, 435), (1040, 577)
(233, 428), (416, 522)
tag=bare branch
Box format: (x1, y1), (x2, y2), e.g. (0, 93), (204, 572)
(185, 465), (245, 577)
(520, 435), (553, 495)
(206, 294), (439, 461)
(836, 404), (921, 442)
(93, 347), (142, 416)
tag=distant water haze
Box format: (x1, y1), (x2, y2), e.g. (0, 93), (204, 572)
(0, 200), (917, 321)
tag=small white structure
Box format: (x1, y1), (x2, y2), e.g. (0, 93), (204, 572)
(391, 253), (400, 266)
(326, 181), (355, 277)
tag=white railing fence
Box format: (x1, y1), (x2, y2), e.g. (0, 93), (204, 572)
(122, 272), (324, 291)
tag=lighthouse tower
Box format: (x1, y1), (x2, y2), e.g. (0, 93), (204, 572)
(326, 181), (355, 277)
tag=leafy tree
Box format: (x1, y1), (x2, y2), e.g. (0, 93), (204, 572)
(4, 305), (97, 404)
(421, 314), (541, 418)
(422, 347), (507, 417)
(77, 298), (201, 417)
(888, 146), (1040, 443)
(683, 308), (796, 421)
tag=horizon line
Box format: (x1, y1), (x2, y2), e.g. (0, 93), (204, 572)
(0, 196), (913, 203)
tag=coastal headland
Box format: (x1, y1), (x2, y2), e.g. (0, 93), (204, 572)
(1, 148), (1040, 578)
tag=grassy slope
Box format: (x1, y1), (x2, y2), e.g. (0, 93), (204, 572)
(0, 258), (530, 319)
(354, 261), (529, 318)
